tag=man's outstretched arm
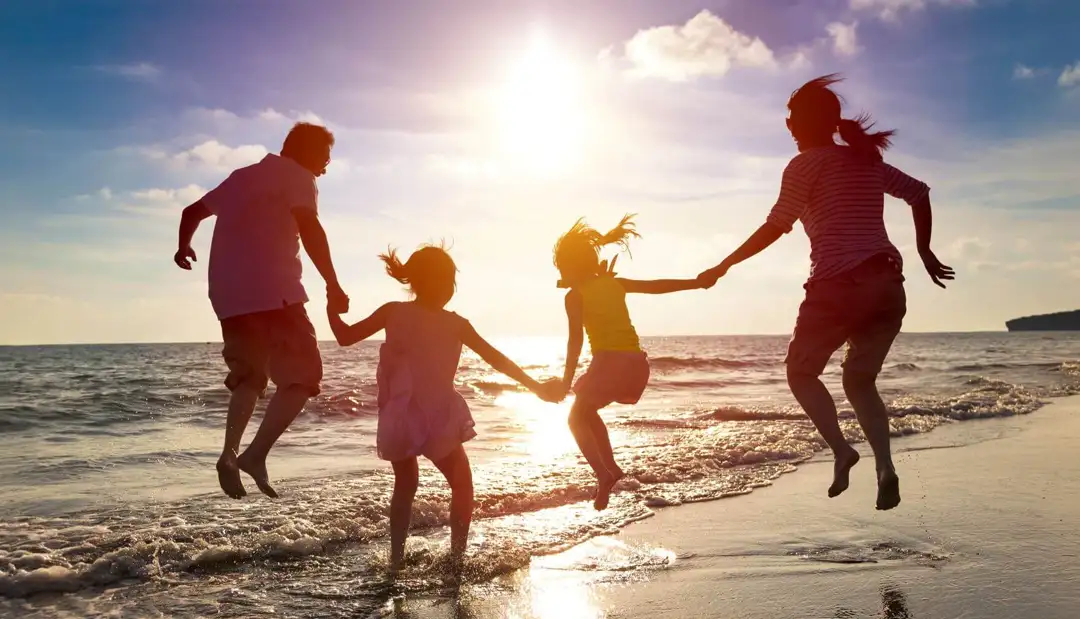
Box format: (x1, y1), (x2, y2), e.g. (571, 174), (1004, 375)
(175, 201), (212, 270)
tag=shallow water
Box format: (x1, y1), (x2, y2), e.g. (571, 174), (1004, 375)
(1, 333), (1079, 615)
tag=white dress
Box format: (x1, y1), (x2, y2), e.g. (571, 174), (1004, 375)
(375, 302), (476, 462)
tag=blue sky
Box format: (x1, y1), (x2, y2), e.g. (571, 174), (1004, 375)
(1, 0), (1079, 344)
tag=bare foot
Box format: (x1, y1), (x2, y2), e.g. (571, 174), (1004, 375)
(876, 469), (901, 511)
(593, 470), (625, 511)
(236, 451), (279, 498)
(828, 448), (861, 498)
(216, 454), (247, 499)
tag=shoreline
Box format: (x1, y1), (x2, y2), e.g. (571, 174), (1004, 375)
(393, 395), (1080, 618)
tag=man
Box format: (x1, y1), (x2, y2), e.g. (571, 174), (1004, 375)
(174, 122), (349, 499)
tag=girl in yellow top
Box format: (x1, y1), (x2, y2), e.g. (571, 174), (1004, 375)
(554, 215), (709, 510)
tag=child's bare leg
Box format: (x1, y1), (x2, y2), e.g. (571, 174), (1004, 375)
(217, 384), (261, 499)
(568, 400), (623, 510)
(389, 458), (419, 572)
(583, 407), (623, 478)
(433, 446), (474, 565)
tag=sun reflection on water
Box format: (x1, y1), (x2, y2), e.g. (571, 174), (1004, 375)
(493, 391), (577, 462)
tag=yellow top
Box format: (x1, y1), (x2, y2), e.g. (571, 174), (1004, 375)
(577, 276), (641, 352)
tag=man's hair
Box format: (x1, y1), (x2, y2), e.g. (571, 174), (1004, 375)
(281, 122), (335, 159)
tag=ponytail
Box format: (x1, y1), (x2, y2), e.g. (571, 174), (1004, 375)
(595, 213), (641, 254)
(553, 214), (641, 283)
(379, 247), (410, 284)
(837, 114), (895, 162)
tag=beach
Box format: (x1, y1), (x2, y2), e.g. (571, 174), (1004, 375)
(394, 396), (1080, 619)
(2, 335), (1079, 618)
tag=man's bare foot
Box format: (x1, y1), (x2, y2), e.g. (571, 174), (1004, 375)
(593, 470), (625, 511)
(876, 469), (900, 511)
(828, 448), (861, 498)
(236, 451), (279, 498)
(216, 454), (247, 499)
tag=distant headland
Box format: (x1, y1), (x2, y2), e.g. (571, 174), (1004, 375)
(1006, 310), (1080, 332)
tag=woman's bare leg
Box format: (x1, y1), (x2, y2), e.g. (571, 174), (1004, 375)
(843, 371), (899, 510)
(787, 368), (861, 498)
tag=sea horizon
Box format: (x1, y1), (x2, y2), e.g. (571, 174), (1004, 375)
(0, 328), (1033, 348)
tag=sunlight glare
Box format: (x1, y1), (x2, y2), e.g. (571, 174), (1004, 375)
(498, 31), (586, 175)
(495, 391), (576, 461)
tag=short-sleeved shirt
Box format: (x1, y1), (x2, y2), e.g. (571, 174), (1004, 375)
(766, 145), (930, 284)
(577, 276), (641, 353)
(202, 154), (318, 320)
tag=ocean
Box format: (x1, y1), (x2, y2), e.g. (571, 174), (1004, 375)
(2, 333), (1079, 617)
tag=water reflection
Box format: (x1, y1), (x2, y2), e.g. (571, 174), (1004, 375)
(381, 536), (670, 619)
(835, 584), (913, 618)
(382, 564), (606, 619)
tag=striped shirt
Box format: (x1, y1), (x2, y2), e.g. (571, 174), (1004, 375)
(767, 145), (930, 283)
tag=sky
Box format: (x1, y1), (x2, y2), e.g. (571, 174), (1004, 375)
(1, 0), (1079, 345)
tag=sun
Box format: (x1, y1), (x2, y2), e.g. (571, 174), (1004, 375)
(497, 32), (586, 175)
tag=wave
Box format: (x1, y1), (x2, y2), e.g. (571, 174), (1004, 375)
(466, 380), (526, 396)
(647, 355), (775, 372)
(950, 361), (1061, 373)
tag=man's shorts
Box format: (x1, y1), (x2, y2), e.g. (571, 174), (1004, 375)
(786, 254), (907, 378)
(219, 303), (322, 396)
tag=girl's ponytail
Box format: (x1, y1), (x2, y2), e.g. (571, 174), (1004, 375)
(379, 248), (410, 284)
(837, 113), (895, 162)
(595, 214), (641, 253)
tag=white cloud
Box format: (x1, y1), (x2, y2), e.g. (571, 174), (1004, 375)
(620, 10), (777, 81)
(1059, 62), (1080, 87)
(99, 187), (113, 200)
(259, 108), (287, 121)
(170, 140), (268, 170)
(294, 111), (325, 125)
(258, 108), (325, 125)
(826, 21), (861, 57)
(1013, 64), (1035, 80)
(94, 62), (162, 81)
(129, 185), (207, 205)
(850, 0), (975, 21)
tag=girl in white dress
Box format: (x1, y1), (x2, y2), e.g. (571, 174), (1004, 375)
(328, 245), (558, 572)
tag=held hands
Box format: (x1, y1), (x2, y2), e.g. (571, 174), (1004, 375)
(174, 245), (197, 270)
(919, 248), (956, 289)
(696, 263), (728, 289)
(535, 378), (568, 404)
(327, 282), (350, 314)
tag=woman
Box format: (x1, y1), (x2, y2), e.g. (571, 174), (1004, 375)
(698, 74), (954, 511)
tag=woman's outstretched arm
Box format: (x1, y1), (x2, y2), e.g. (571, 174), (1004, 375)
(698, 222), (785, 285)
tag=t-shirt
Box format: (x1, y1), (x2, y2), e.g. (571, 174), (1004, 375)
(766, 145), (930, 283)
(202, 154), (318, 320)
(578, 276), (641, 353)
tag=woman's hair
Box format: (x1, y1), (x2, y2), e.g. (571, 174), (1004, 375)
(379, 243), (457, 301)
(553, 214), (640, 280)
(788, 74), (895, 162)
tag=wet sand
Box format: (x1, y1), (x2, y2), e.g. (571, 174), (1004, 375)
(392, 396), (1080, 618)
